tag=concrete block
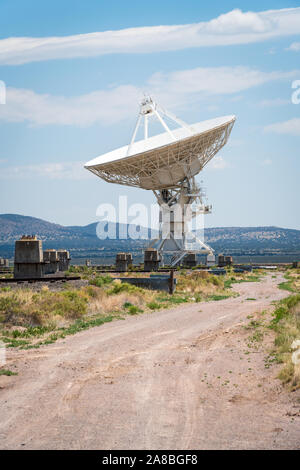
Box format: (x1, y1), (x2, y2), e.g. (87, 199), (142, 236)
(14, 236), (43, 264)
(43, 249), (59, 275)
(183, 253), (197, 267)
(206, 254), (215, 267)
(14, 263), (45, 279)
(144, 249), (160, 271)
(0, 258), (9, 267)
(116, 252), (128, 272)
(218, 254), (226, 267)
(14, 236), (45, 279)
(57, 250), (70, 272)
(225, 256), (233, 266)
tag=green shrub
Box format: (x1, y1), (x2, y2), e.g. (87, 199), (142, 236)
(89, 275), (113, 288)
(128, 305), (143, 315)
(86, 285), (98, 297)
(147, 301), (161, 310)
(123, 301), (133, 309)
(108, 282), (142, 295)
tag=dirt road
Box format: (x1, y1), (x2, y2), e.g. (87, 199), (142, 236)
(0, 273), (299, 450)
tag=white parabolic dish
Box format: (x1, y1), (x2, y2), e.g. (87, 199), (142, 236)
(85, 114), (236, 190)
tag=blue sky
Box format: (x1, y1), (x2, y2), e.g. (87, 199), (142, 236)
(0, 0), (299, 229)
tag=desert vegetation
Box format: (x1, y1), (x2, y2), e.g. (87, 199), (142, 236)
(0, 269), (260, 350)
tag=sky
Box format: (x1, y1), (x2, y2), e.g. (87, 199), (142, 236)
(0, 0), (299, 229)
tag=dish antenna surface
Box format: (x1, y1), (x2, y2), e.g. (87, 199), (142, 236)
(85, 96), (236, 266)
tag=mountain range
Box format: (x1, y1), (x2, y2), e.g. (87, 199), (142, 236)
(0, 213), (300, 259)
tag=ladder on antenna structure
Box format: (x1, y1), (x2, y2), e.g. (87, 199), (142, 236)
(170, 252), (188, 268)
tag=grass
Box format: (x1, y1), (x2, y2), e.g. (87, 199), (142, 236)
(248, 330), (264, 347)
(0, 368), (18, 376)
(2, 314), (117, 350)
(123, 303), (143, 315)
(278, 281), (295, 292)
(278, 269), (300, 293)
(224, 273), (262, 289)
(128, 305), (143, 315)
(147, 301), (162, 310)
(208, 294), (231, 301)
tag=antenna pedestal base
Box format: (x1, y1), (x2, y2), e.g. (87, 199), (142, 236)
(149, 177), (213, 267)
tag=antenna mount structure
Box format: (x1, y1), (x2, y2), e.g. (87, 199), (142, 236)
(85, 96), (236, 267)
(127, 96), (213, 266)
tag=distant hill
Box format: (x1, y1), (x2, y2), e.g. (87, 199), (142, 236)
(200, 226), (300, 252)
(0, 214), (151, 258)
(0, 213), (153, 241)
(0, 214), (74, 240)
(0, 213), (300, 258)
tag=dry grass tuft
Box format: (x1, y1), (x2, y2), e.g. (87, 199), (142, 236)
(0, 288), (88, 327)
(176, 271), (228, 298)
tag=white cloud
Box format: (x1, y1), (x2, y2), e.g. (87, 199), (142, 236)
(0, 8), (300, 65)
(264, 118), (300, 136)
(0, 85), (141, 126)
(206, 156), (229, 170)
(287, 42), (300, 52)
(261, 158), (272, 166)
(258, 98), (290, 107)
(0, 66), (298, 127)
(227, 139), (244, 149)
(149, 67), (298, 101)
(0, 161), (93, 180)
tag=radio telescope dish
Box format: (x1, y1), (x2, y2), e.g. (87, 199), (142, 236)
(85, 96), (236, 266)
